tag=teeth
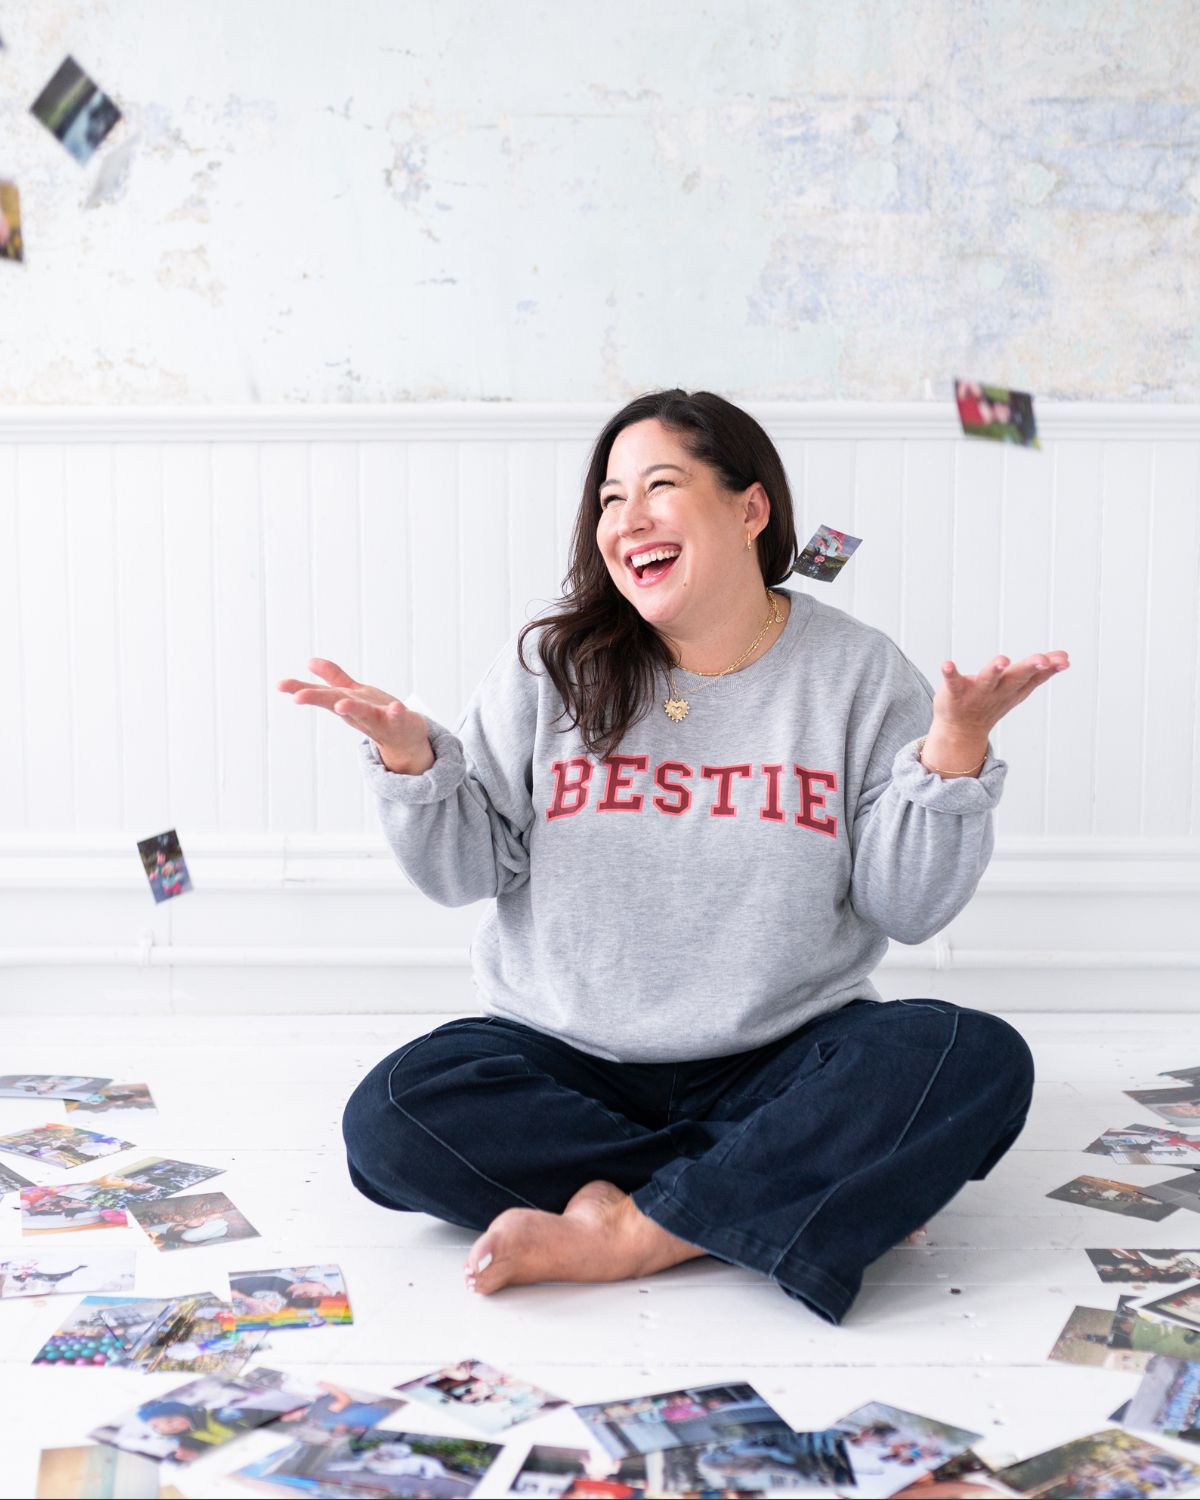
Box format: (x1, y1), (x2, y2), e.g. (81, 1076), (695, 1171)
(630, 547), (681, 568)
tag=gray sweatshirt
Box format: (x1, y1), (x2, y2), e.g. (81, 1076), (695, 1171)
(362, 589), (1005, 1063)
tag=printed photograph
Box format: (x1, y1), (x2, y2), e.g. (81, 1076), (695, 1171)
(0, 1123), (133, 1170)
(1044, 1174), (1177, 1222)
(1143, 1174), (1200, 1214)
(90, 1370), (309, 1465)
(35, 1444), (159, 1499)
(892, 1449), (1013, 1499)
(0, 1074), (111, 1100)
(136, 828), (193, 904)
(30, 56), (122, 165)
(65, 1083), (156, 1119)
(0, 183), (24, 265)
(227, 1262), (353, 1331)
(101, 1292), (263, 1378)
(1124, 1087), (1200, 1127)
(646, 1425), (855, 1495)
(1124, 1355), (1200, 1444)
(0, 1249), (135, 1299)
(31, 1294), (161, 1367)
(0, 1160), (34, 1195)
(128, 1189), (260, 1251)
(791, 523), (863, 583)
(1134, 1282), (1200, 1335)
(395, 1359), (567, 1436)
(832, 1402), (981, 1499)
(1160, 1066), (1200, 1083)
(1086, 1249), (1200, 1284)
(503, 1444), (648, 1498)
(1106, 1295), (1200, 1362)
(295, 1430), (502, 1497)
(575, 1382), (788, 1460)
(1083, 1123), (1200, 1168)
(270, 1379), (402, 1447)
(112, 1156), (224, 1197)
(996, 1426), (1200, 1498)
(953, 379), (1040, 449)
(1046, 1304), (1147, 1373)
(20, 1183), (130, 1235)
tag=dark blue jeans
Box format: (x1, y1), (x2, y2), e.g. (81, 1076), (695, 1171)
(342, 998), (1034, 1324)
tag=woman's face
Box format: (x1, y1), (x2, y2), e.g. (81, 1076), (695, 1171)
(596, 419), (764, 631)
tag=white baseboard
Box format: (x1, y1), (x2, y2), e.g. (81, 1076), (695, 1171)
(2, 838), (1198, 1013)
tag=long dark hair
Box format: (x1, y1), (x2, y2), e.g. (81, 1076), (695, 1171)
(517, 389), (798, 760)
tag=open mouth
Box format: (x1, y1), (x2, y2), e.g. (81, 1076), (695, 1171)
(630, 552), (681, 586)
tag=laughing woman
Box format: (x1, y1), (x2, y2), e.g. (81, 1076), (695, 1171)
(280, 390), (1068, 1325)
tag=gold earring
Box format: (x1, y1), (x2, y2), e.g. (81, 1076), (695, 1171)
(746, 533), (754, 551)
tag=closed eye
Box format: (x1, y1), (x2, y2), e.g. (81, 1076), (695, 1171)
(599, 478), (675, 509)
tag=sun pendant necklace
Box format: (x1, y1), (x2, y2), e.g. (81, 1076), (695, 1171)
(663, 589), (779, 722)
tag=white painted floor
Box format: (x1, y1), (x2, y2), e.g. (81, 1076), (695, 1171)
(3, 1010), (1200, 1498)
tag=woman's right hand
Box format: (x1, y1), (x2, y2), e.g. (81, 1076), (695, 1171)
(277, 659), (435, 774)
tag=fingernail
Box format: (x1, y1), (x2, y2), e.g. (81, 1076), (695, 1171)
(477, 1252), (493, 1273)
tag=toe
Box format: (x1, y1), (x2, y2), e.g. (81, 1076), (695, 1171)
(464, 1235), (498, 1294)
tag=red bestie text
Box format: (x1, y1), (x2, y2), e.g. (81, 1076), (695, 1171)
(546, 756), (839, 837)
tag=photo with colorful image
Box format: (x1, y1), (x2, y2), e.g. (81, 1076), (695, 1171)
(31, 1295), (161, 1368)
(267, 1378), (402, 1447)
(1087, 1249), (1200, 1285)
(996, 1426), (1200, 1498)
(90, 1370), (309, 1465)
(65, 1083), (156, 1119)
(136, 828), (193, 904)
(1045, 1175), (1177, 1222)
(0, 1161), (34, 1195)
(502, 1444), (648, 1498)
(128, 1190), (259, 1252)
(1132, 1283), (1200, 1336)
(0, 1250), (135, 1299)
(791, 523), (863, 583)
(832, 1402), (981, 1498)
(1124, 1087), (1200, 1127)
(227, 1263), (352, 1331)
(574, 1382), (787, 1459)
(30, 56), (122, 166)
(1106, 1295), (1200, 1362)
(394, 1359), (566, 1436)
(1123, 1356), (1200, 1444)
(1046, 1305), (1148, 1373)
(0, 1123), (133, 1170)
(954, 378), (1040, 449)
(0, 1074), (111, 1100)
(646, 1425), (854, 1495)
(271, 1429), (502, 1497)
(1083, 1123), (1200, 1168)
(109, 1156), (224, 1198)
(20, 1184), (129, 1236)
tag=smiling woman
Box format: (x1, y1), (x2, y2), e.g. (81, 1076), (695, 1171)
(282, 387), (1067, 1327)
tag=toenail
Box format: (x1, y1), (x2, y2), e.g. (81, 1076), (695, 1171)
(477, 1252), (493, 1272)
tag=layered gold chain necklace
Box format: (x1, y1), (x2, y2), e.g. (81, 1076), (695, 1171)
(663, 589), (780, 722)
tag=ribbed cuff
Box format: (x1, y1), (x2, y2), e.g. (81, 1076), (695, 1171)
(359, 717), (467, 805)
(889, 737), (1006, 812)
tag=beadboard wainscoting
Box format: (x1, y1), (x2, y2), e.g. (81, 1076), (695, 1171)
(2, 402), (1199, 1012)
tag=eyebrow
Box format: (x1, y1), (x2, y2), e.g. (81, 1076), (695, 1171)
(599, 463), (686, 494)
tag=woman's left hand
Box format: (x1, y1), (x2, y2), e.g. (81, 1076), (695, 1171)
(933, 650), (1070, 737)
(921, 650), (1070, 777)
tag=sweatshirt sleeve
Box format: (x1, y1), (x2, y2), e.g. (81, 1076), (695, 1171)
(847, 642), (1007, 945)
(360, 641), (539, 907)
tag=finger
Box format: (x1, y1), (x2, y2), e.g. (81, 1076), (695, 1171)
(985, 655), (1011, 679)
(289, 686), (358, 711)
(277, 677), (320, 694)
(308, 658), (359, 690)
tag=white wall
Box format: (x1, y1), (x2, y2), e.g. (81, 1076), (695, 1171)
(2, 0), (1199, 402)
(3, 402), (1199, 1013)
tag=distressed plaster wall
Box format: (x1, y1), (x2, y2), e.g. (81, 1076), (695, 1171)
(2, 0), (1198, 403)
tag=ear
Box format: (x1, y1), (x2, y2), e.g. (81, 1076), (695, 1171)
(742, 481), (771, 529)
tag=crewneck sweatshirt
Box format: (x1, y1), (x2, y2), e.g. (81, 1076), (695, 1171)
(361, 589), (1006, 1063)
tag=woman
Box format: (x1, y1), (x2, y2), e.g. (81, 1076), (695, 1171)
(281, 389), (1066, 1325)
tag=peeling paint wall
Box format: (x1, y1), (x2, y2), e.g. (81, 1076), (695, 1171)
(2, 0), (1198, 402)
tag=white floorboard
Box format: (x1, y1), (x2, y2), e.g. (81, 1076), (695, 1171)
(2, 1009), (1200, 1497)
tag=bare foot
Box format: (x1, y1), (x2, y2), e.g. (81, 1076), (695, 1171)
(904, 1224), (929, 1245)
(463, 1181), (705, 1296)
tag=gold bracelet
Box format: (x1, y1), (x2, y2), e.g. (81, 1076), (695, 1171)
(915, 737), (987, 777)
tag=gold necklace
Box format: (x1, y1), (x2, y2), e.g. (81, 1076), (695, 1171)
(663, 590), (779, 722)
